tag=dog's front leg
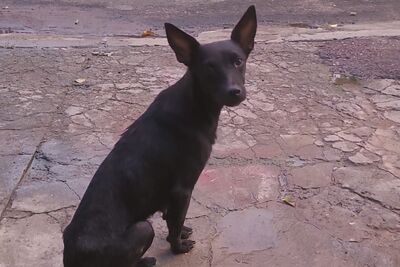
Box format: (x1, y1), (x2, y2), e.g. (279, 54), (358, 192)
(166, 186), (195, 254)
(162, 208), (193, 239)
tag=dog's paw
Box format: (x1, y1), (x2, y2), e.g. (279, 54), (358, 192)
(137, 257), (156, 267)
(171, 239), (195, 254)
(181, 225), (193, 239)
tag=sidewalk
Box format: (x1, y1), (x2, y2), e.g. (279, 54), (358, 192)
(0, 23), (399, 267)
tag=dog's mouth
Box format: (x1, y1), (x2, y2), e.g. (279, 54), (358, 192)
(224, 93), (246, 107)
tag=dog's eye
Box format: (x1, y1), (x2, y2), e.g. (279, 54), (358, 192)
(233, 58), (243, 68)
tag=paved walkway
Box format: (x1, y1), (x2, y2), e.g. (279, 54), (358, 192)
(0, 24), (399, 266)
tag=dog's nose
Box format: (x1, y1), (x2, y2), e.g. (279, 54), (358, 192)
(228, 88), (242, 96)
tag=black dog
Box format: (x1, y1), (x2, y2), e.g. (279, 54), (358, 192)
(63, 6), (257, 267)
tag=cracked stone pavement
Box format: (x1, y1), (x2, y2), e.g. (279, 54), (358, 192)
(1, 20), (400, 267)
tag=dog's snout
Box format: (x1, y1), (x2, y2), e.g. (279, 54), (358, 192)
(225, 86), (246, 106)
(228, 88), (242, 96)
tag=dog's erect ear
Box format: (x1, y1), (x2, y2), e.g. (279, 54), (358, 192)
(165, 23), (200, 66)
(231, 5), (257, 55)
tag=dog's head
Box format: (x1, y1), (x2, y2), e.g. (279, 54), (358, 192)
(165, 6), (257, 107)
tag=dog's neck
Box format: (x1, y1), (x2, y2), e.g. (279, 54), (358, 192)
(178, 71), (222, 144)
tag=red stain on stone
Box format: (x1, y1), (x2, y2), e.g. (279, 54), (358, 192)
(194, 165), (280, 210)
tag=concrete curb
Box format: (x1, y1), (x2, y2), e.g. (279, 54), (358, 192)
(0, 21), (400, 48)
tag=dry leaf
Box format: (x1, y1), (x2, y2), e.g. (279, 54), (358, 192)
(74, 78), (86, 85)
(92, 51), (112, 57)
(282, 195), (296, 207)
(141, 30), (156, 38)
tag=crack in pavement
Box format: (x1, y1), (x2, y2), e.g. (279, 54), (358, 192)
(57, 180), (82, 201)
(339, 185), (400, 216)
(0, 149), (37, 219)
(4, 205), (77, 220)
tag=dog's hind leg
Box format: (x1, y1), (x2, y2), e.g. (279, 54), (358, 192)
(125, 221), (156, 267)
(64, 221), (155, 267)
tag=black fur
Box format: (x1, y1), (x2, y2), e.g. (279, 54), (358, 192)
(63, 6), (257, 267)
